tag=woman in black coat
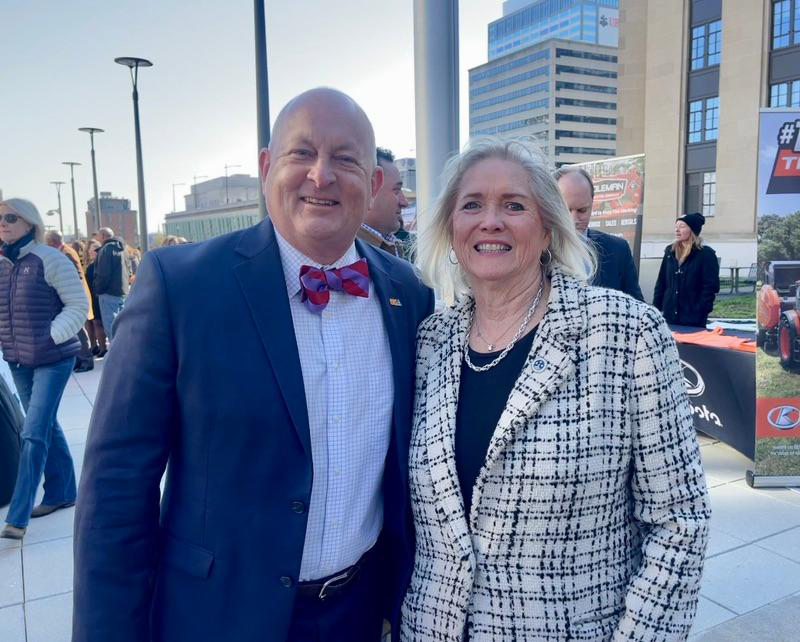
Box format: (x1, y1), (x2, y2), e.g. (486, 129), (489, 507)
(653, 212), (720, 328)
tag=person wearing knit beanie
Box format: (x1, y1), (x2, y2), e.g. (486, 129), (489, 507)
(676, 212), (705, 237)
(652, 211), (720, 327)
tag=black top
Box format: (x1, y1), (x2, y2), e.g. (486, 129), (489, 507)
(455, 327), (537, 518)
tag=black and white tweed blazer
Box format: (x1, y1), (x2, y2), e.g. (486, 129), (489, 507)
(401, 267), (711, 641)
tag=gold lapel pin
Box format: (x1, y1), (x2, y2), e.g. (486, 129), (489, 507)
(389, 298), (403, 307)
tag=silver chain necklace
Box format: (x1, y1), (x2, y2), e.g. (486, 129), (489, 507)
(464, 277), (544, 373)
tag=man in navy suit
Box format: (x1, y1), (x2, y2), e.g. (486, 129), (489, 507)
(73, 88), (433, 642)
(556, 167), (643, 301)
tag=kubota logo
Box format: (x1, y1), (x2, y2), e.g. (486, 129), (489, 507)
(766, 405), (800, 430)
(681, 360), (705, 397)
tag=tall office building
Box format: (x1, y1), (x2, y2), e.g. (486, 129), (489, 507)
(489, 0), (620, 59)
(469, 38), (619, 166)
(616, 0), (797, 266)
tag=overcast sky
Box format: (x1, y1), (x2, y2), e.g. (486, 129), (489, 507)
(0, 0), (503, 236)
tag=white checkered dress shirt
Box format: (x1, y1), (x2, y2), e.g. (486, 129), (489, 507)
(274, 231), (394, 581)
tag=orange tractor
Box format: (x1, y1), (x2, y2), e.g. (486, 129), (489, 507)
(757, 261), (800, 371)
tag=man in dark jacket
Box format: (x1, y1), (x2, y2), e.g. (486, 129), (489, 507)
(556, 167), (644, 301)
(93, 227), (129, 340)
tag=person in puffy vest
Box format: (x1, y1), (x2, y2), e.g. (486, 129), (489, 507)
(653, 212), (720, 328)
(0, 198), (88, 540)
(93, 227), (130, 340)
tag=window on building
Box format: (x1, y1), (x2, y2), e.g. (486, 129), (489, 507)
(555, 146), (615, 156)
(555, 113), (617, 125)
(555, 81), (617, 94)
(770, 79), (800, 106)
(555, 97), (616, 110)
(690, 20), (722, 70)
(702, 172), (716, 217)
(685, 171), (716, 216)
(772, 0), (800, 48)
(556, 64), (617, 78)
(688, 96), (719, 143)
(555, 130), (616, 140)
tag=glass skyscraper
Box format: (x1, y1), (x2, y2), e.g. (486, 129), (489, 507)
(489, 0), (620, 59)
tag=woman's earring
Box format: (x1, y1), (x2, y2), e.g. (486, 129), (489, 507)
(448, 249), (459, 265)
(540, 247), (553, 267)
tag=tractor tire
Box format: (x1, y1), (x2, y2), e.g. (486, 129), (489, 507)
(779, 311), (800, 372)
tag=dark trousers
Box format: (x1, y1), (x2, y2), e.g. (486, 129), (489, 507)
(287, 547), (385, 642)
(76, 328), (94, 368)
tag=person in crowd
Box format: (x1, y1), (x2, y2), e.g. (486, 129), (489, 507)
(45, 230), (95, 372)
(70, 239), (86, 262)
(653, 212), (720, 328)
(0, 199), (88, 540)
(92, 227), (129, 340)
(555, 166), (643, 300)
(83, 240), (107, 358)
(73, 88), (434, 642)
(357, 147), (409, 258)
(161, 235), (179, 247)
(401, 138), (711, 641)
(176, 236), (190, 244)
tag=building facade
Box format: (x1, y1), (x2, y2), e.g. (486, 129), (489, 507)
(489, 0), (620, 59)
(163, 175), (262, 243)
(184, 175), (260, 212)
(164, 201), (261, 242)
(86, 192), (138, 246)
(616, 0), (793, 268)
(469, 37), (619, 166)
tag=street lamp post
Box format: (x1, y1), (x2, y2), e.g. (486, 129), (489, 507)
(192, 174), (207, 210)
(115, 56), (153, 251)
(224, 164), (241, 204)
(78, 127), (105, 235)
(172, 182), (186, 212)
(50, 181), (65, 233)
(61, 162), (82, 239)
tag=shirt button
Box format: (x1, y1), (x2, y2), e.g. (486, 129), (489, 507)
(279, 576), (293, 588)
(290, 501), (305, 514)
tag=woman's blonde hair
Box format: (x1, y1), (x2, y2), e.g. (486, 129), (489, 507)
(416, 136), (595, 303)
(672, 229), (703, 264)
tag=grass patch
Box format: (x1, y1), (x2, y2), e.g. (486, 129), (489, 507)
(711, 294), (756, 319)
(756, 348), (800, 398)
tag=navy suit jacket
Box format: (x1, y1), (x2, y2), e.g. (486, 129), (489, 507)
(73, 219), (434, 641)
(587, 228), (644, 301)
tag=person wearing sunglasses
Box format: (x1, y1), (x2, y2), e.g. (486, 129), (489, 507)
(0, 198), (88, 540)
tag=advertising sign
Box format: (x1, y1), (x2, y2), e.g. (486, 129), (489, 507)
(574, 154), (645, 268)
(597, 8), (619, 47)
(750, 109), (800, 487)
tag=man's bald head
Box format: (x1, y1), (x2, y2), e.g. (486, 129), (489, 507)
(257, 87), (383, 265)
(268, 88), (376, 170)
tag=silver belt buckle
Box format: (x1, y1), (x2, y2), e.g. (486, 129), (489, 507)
(318, 570), (350, 601)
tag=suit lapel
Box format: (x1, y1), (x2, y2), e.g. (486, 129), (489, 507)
(233, 220), (311, 455)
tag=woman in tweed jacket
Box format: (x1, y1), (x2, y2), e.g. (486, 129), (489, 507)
(401, 139), (711, 641)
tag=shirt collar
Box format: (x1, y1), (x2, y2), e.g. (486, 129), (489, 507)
(360, 222), (397, 246)
(274, 229), (360, 298)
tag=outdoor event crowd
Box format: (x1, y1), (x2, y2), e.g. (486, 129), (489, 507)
(0, 87), (720, 641)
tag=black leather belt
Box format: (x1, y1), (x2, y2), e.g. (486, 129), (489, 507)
(296, 563), (362, 601)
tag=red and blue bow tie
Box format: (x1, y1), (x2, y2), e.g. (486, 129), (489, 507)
(299, 258), (369, 313)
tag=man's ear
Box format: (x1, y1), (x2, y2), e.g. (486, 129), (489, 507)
(258, 148), (271, 195)
(367, 164), (384, 210)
